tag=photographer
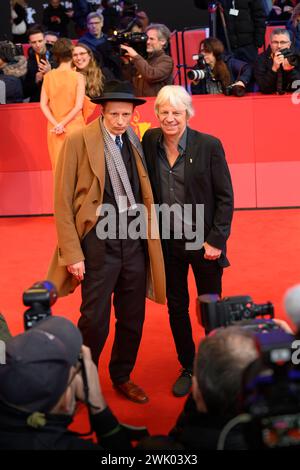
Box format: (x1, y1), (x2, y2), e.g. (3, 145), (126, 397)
(169, 326), (259, 450)
(121, 23), (174, 97)
(0, 316), (132, 450)
(190, 37), (252, 96)
(254, 28), (300, 94)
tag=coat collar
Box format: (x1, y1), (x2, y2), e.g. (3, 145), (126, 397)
(82, 118), (147, 186)
(83, 118), (105, 189)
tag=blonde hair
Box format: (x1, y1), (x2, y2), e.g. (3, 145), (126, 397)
(73, 43), (104, 98)
(155, 85), (194, 119)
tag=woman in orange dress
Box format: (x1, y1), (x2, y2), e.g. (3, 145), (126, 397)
(40, 38), (86, 170)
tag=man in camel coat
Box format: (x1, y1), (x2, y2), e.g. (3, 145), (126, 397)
(48, 80), (166, 404)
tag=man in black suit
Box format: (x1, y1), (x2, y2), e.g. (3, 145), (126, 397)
(142, 85), (234, 397)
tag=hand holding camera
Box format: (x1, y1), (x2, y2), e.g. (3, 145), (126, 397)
(272, 51), (286, 72)
(273, 49), (297, 72)
(120, 44), (138, 59)
(75, 346), (107, 414)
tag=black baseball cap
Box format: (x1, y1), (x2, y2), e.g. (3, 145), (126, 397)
(0, 317), (82, 413)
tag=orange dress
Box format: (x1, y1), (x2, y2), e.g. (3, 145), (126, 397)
(42, 69), (88, 169)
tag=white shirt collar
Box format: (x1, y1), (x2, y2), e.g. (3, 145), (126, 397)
(102, 121), (123, 144)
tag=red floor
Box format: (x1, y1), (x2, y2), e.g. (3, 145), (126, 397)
(0, 208), (300, 435)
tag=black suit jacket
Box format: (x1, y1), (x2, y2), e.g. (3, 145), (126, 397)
(142, 127), (234, 267)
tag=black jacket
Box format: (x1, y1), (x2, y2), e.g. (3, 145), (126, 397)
(169, 394), (247, 450)
(142, 127), (234, 266)
(0, 401), (131, 450)
(194, 0), (266, 49)
(254, 45), (300, 93)
(12, 3), (27, 27)
(43, 4), (69, 37)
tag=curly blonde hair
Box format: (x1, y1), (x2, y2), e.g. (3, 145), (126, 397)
(73, 43), (104, 98)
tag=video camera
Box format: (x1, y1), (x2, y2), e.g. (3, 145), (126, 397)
(204, 291), (300, 450)
(240, 328), (300, 450)
(197, 294), (274, 334)
(108, 30), (147, 57)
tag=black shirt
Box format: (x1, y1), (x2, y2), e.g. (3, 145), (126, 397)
(157, 129), (188, 237)
(158, 128), (187, 207)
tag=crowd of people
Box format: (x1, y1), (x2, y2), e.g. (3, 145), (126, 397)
(1, 0), (300, 453)
(1, 0), (300, 106)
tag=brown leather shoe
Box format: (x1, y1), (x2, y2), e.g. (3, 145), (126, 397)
(113, 380), (149, 404)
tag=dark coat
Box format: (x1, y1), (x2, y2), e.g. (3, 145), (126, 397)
(169, 394), (247, 450)
(254, 45), (300, 93)
(142, 127), (234, 267)
(0, 402), (131, 450)
(42, 4), (69, 37)
(194, 0), (266, 49)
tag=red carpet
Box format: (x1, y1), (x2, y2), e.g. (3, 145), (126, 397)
(0, 208), (300, 436)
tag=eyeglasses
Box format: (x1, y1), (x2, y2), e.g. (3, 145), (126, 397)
(73, 52), (89, 58)
(271, 40), (290, 46)
(88, 22), (101, 26)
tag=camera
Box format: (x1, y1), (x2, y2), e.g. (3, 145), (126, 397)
(187, 53), (208, 81)
(197, 294), (274, 334)
(240, 328), (300, 450)
(108, 30), (147, 57)
(280, 47), (299, 67)
(224, 83), (246, 97)
(23, 280), (57, 330)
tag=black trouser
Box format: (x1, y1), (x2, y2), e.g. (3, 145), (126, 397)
(78, 227), (146, 384)
(165, 239), (223, 370)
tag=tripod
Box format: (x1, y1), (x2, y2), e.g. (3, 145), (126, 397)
(208, 1), (232, 53)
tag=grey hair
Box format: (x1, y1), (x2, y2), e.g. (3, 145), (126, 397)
(155, 85), (194, 119)
(86, 12), (104, 24)
(270, 28), (292, 41)
(146, 23), (171, 48)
